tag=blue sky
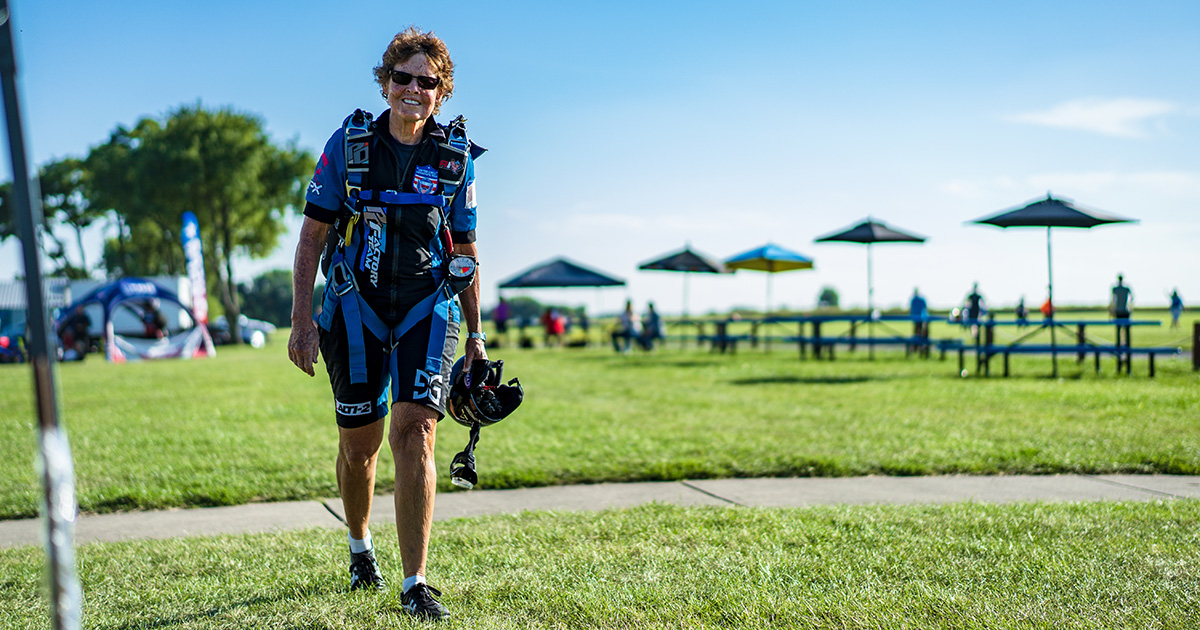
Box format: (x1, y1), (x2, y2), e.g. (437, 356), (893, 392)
(2, 0), (1198, 315)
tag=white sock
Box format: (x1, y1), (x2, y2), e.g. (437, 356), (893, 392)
(402, 574), (426, 593)
(348, 531), (372, 554)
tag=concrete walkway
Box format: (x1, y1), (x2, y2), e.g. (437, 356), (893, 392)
(3, 474), (1199, 549)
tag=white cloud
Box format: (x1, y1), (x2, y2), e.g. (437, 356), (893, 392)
(1006, 98), (1180, 138)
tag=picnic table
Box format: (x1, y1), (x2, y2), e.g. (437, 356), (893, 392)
(668, 314), (939, 357)
(943, 316), (1179, 377)
(666, 318), (755, 353)
(771, 314), (938, 360)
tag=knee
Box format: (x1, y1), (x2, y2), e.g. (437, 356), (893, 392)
(388, 410), (437, 452)
(338, 423), (384, 468)
(340, 441), (379, 469)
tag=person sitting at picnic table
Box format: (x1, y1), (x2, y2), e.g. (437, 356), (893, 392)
(611, 300), (640, 353)
(1169, 289), (1184, 330)
(1015, 296), (1028, 327)
(639, 302), (665, 350)
(1109, 274), (1133, 319)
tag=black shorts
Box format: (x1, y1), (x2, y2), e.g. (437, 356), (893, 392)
(319, 305), (459, 428)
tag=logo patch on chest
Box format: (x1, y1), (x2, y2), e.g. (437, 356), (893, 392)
(413, 164), (439, 195)
(359, 206), (386, 287)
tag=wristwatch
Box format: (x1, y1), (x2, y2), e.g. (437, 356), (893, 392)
(468, 331), (486, 342)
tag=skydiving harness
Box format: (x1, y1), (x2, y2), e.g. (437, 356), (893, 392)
(316, 109), (479, 387)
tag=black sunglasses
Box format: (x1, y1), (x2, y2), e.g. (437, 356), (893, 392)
(389, 70), (440, 90)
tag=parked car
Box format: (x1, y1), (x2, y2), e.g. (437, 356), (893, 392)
(207, 315), (276, 348)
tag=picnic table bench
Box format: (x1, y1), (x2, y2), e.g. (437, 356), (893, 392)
(783, 335), (931, 359)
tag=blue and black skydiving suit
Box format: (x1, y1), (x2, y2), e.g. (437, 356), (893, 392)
(303, 108), (482, 428)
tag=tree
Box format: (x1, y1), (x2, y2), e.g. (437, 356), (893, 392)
(817, 286), (839, 309)
(502, 296), (544, 323)
(39, 157), (105, 278)
(238, 269), (294, 327)
(0, 181), (13, 244)
(87, 117), (180, 277)
(86, 104), (313, 343)
(1, 177), (89, 279)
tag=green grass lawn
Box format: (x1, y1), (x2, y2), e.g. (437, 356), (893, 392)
(2, 501), (1198, 629)
(2, 311), (1198, 628)
(1, 312), (1198, 520)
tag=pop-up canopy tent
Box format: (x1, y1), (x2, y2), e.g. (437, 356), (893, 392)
(497, 257), (626, 328)
(498, 257), (626, 289)
(57, 277), (215, 362)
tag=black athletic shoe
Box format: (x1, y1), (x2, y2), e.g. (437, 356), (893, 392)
(348, 549), (387, 592)
(401, 583), (450, 620)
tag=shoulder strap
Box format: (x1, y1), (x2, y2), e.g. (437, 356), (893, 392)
(343, 109), (375, 204)
(436, 115), (480, 208)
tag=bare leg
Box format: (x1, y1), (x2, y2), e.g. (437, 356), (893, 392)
(389, 401), (439, 579)
(337, 418), (385, 539)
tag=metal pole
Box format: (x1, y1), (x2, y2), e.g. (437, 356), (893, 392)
(1192, 322), (1198, 372)
(867, 242), (875, 360)
(1047, 227), (1057, 378)
(0, 3), (82, 628)
(765, 271), (773, 352)
(682, 273), (689, 319)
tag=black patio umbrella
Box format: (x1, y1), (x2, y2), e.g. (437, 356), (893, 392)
(969, 193), (1137, 376)
(498, 257), (625, 289)
(638, 244), (729, 316)
(814, 218), (926, 317)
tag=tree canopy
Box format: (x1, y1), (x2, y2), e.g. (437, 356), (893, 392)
(0, 181), (13, 244)
(86, 104), (313, 342)
(38, 157), (103, 278)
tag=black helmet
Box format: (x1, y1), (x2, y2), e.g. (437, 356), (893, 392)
(447, 358), (523, 428)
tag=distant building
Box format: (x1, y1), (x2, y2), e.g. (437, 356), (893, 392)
(0, 278), (70, 334)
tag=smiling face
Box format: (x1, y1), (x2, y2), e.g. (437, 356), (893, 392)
(386, 53), (442, 127)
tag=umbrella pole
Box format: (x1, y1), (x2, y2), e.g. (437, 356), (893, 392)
(867, 242), (875, 360)
(766, 273), (773, 352)
(1047, 227), (1057, 378)
(683, 273), (690, 319)
(682, 274), (689, 350)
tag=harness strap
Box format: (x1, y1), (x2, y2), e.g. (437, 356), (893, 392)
(344, 110), (373, 201)
(437, 116), (472, 208)
(357, 189), (444, 207)
(449, 421), (481, 489)
(318, 110), (470, 388)
(318, 259), (457, 386)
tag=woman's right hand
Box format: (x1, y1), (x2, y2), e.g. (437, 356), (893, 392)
(288, 320), (320, 376)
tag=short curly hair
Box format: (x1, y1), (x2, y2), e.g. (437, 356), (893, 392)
(373, 27), (455, 115)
